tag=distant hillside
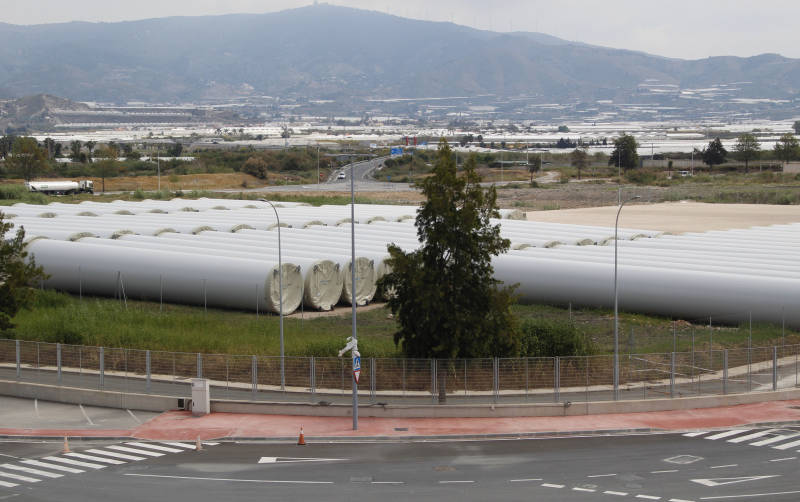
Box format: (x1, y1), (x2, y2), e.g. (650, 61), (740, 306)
(0, 94), (89, 132)
(0, 5), (798, 104)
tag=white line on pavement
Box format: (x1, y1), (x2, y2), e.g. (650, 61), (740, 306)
(0, 471), (39, 483)
(636, 496), (661, 500)
(0, 480), (18, 488)
(750, 432), (800, 447)
(0, 464), (61, 478)
(78, 404), (95, 426)
(727, 430), (776, 443)
(126, 410), (142, 424)
(371, 481), (404, 485)
(42, 456), (105, 470)
(669, 499), (695, 502)
(706, 430), (751, 441)
(85, 449), (144, 461)
(683, 431), (709, 437)
(588, 474), (617, 478)
(159, 442), (196, 450)
(438, 481), (474, 484)
(574, 487), (596, 492)
(509, 478), (542, 482)
(768, 457), (797, 462)
(542, 483), (565, 488)
(710, 464), (738, 469)
(64, 453), (125, 465)
(652, 470), (679, 474)
(33, 399), (39, 419)
(604, 491), (629, 496)
(700, 490), (800, 500)
(18, 460), (83, 474)
(105, 445), (163, 457)
(125, 442), (183, 453)
(771, 438), (800, 450)
(124, 473), (333, 484)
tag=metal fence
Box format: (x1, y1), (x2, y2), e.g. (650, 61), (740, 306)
(0, 338), (798, 405)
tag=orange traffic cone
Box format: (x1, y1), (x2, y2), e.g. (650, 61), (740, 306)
(195, 437), (203, 451)
(62, 437), (71, 454)
(297, 426), (306, 446)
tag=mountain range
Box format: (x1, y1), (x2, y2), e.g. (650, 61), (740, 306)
(0, 4), (798, 105)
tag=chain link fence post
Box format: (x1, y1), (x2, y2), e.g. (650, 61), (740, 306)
(99, 347), (105, 389)
(723, 349), (728, 395)
(554, 357), (560, 403)
(56, 343), (62, 384)
(310, 356), (316, 402)
(430, 359), (437, 403)
(670, 352), (675, 398)
(493, 357), (499, 403)
(773, 346), (778, 391)
(370, 357), (376, 402)
(146, 350), (151, 393)
(251, 355), (258, 398)
(15, 339), (20, 379)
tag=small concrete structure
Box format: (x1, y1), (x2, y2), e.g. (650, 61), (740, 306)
(782, 161), (800, 174)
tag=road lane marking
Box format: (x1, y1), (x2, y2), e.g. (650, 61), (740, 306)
(0, 480), (18, 488)
(125, 442), (183, 453)
(574, 487), (596, 492)
(683, 431), (709, 437)
(768, 457), (796, 462)
(636, 496), (661, 500)
(669, 499), (695, 502)
(771, 438), (800, 450)
(371, 481), (404, 485)
(710, 465), (738, 469)
(509, 478), (542, 482)
(124, 473), (333, 484)
(42, 456), (105, 469)
(64, 453), (125, 465)
(85, 449), (144, 461)
(105, 445), (163, 457)
(692, 475), (779, 487)
(705, 430), (751, 440)
(700, 490), (800, 500)
(159, 442), (196, 450)
(126, 410), (142, 424)
(727, 430), (776, 443)
(588, 474), (617, 478)
(0, 464), (61, 478)
(652, 470), (679, 474)
(0, 471), (39, 483)
(78, 404), (95, 426)
(439, 480), (474, 484)
(750, 432), (800, 447)
(542, 483), (565, 488)
(19, 460), (83, 474)
(258, 457), (347, 464)
(604, 491), (629, 496)
(33, 399), (39, 419)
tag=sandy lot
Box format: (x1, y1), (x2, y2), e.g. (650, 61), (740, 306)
(525, 201), (800, 233)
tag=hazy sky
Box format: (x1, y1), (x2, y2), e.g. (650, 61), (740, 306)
(6, 0), (800, 60)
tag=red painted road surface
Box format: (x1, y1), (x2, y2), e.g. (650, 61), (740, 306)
(1, 400), (799, 440)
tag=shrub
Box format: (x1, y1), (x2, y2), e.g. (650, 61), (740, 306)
(519, 318), (594, 357)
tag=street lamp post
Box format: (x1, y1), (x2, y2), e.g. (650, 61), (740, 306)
(614, 193), (641, 401)
(350, 162), (358, 430)
(258, 198), (284, 391)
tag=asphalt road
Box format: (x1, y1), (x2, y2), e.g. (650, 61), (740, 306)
(2, 431), (800, 501)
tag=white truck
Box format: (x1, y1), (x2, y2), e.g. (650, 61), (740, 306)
(25, 180), (94, 195)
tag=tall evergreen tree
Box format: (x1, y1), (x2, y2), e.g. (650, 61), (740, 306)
(702, 138), (728, 172)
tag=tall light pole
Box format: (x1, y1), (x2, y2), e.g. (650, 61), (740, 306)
(316, 144), (320, 185)
(614, 193), (640, 401)
(350, 160), (358, 430)
(258, 198), (284, 391)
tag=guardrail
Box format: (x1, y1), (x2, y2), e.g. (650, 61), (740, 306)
(2, 338), (798, 405)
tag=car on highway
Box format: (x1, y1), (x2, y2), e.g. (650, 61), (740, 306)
(337, 172), (347, 180)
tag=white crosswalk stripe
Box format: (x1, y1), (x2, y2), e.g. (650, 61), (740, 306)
(750, 432), (800, 447)
(85, 448), (145, 461)
(727, 430), (777, 443)
(125, 442), (183, 453)
(20, 459), (84, 474)
(105, 445), (164, 457)
(65, 452), (126, 465)
(705, 429), (751, 440)
(772, 438), (800, 450)
(160, 441), (200, 450)
(0, 464), (62, 478)
(0, 480), (19, 488)
(0, 470), (40, 483)
(42, 456), (105, 470)
(682, 431), (709, 437)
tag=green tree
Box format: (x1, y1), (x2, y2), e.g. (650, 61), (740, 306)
(6, 137), (47, 181)
(93, 145), (119, 193)
(570, 146), (589, 180)
(702, 138), (728, 172)
(69, 140), (83, 163)
(774, 133), (800, 164)
(42, 138), (57, 161)
(733, 133), (760, 173)
(380, 140), (519, 402)
(608, 134), (639, 171)
(0, 135), (16, 159)
(528, 155), (542, 183)
(793, 121), (800, 135)
(241, 156), (269, 179)
(0, 212), (47, 333)
(85, 140), (97, 163)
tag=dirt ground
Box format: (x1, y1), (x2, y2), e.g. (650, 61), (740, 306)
(524, 201), (800, 233)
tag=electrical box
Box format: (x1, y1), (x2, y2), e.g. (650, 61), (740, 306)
(191, 378), (210, 416)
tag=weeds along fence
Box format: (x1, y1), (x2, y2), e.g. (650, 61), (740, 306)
(1, 338), (798, 405)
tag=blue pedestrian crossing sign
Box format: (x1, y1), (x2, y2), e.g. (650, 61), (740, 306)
(353, 351), (361, 384)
